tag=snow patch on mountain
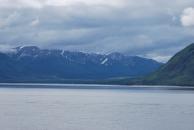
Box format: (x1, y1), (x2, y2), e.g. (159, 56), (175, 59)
(101, 58), (108, 65)
(61, 50), (65, 56)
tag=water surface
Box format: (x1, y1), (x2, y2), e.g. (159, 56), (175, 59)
(0, 85), (193, 130)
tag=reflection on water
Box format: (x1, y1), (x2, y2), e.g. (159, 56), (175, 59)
(0, 85), (193, 130)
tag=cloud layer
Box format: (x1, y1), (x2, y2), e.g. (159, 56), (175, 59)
(0, 0), (194, 62)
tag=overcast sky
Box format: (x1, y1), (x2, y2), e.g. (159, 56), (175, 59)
(0, 0), (194, 62)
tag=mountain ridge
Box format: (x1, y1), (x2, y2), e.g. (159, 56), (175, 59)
(0, 46), (162, 82)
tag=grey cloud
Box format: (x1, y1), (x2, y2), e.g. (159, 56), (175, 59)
(181, 7), (194, 27)
(0, 0), (194, 62)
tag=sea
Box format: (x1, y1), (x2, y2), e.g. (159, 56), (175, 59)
(0, 84), (193, 130)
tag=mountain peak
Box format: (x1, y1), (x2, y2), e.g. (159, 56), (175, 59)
(108, 52), (125, 60)
(15, 46), (40, 51)
(15, 46), (40, 57)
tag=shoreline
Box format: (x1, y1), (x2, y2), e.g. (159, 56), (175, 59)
(0, 83), (194, 91)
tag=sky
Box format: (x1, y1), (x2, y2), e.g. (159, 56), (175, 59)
(0, 0), (194, 62)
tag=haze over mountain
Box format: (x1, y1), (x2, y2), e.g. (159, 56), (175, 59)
(0, 46), (161, 83)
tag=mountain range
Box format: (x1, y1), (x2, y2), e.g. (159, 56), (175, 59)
(0, 46), (162, 83)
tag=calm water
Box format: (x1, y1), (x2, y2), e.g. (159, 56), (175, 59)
(0, 85), (194, 130)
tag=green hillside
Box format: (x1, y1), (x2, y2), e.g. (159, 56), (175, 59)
(144, 43), (194, 86)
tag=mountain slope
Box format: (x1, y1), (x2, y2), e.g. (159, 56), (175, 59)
(144, 43), (194, 86)
(0, 46), (162, 82)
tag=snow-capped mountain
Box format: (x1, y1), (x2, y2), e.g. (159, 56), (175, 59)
(0, 46), (162, 82)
